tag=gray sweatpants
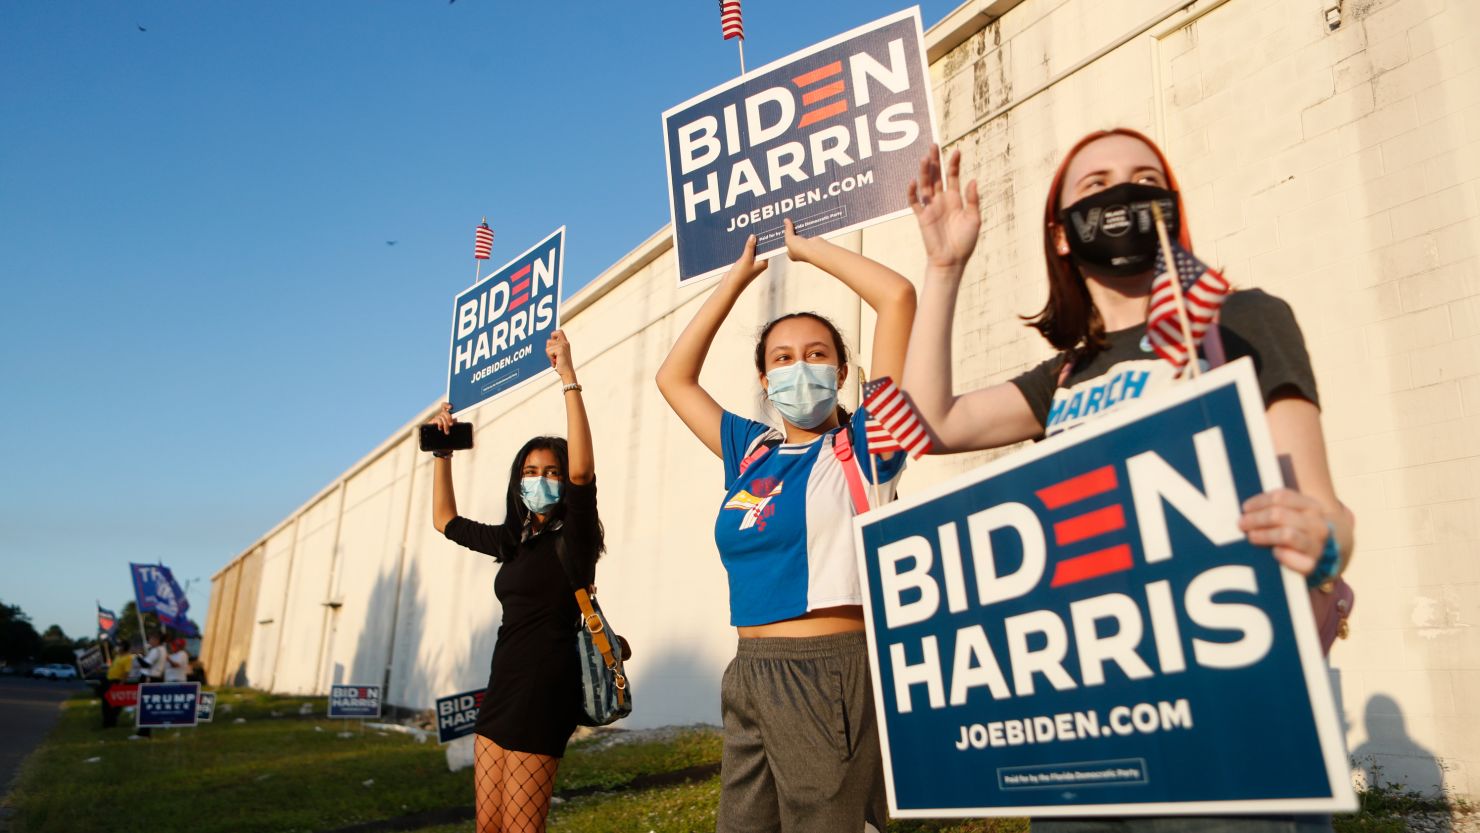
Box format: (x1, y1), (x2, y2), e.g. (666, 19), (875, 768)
(717, 631), (886, 833)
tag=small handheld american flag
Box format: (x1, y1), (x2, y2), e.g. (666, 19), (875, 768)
(474, 219), (494, 261)
(719, 0), (743, 40)
(862, 376), (933, 460)
(1146, 243), (1230, 371)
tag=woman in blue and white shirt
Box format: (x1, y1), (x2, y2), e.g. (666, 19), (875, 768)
(657, 220), (915, 833)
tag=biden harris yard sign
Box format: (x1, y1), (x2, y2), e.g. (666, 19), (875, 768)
(447, 227), (565, 416)
(662, 8), (937, 284)
(853, 360), (1354, 817)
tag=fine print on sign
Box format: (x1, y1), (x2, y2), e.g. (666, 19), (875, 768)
(661, 7), (937, 284)
(137, 682), (201, 728)
(853, 360), (1354, 818)
(447, 227), (565, 417)
(328, 685), (383, 719)
(435, 688), (486, 745)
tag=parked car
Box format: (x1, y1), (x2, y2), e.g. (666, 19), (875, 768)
(31, 664), (78, 680)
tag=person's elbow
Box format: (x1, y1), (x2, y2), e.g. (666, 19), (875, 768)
(432, 511), (453, 535)
(890, 279), (918, 311)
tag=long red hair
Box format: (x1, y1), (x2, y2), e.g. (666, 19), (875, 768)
(1027, 128), (1192, 360)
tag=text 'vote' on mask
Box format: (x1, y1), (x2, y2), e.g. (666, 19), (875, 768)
(520, 477), (562, 515)
(766, 362), (839, 429)
(1058, 182), (1180, 279)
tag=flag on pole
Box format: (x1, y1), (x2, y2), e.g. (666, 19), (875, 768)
(129, 563), (199, 637)
(97, 604), (117, 636)
(474, 219), (494, 260)
(719, 0), (743, 40)
(861, 376), (933, 460)
(1146, 243), (1231, 371)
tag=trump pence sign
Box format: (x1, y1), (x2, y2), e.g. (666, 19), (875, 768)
(854, 360), (1354, 817)
(662, 8), (937, 284)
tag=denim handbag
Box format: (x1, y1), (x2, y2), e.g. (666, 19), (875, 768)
(556, 535), (631, 726)
(572, 586), (632, 726)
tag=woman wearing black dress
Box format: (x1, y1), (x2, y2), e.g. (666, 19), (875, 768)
(427, 329), (603, 833)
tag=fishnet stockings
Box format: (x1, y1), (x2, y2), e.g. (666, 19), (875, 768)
(475, 735), (561, 833)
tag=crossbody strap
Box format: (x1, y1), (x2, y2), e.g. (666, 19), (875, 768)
(830, 426), (870, 515)
(573, 587), (627, 706)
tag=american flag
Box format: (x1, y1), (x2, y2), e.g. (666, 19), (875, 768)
(862, 376), (933, 460)
(474, 219), (494, 260)
(1146, 242), (1231, 371)
(719, 0), (743, 40)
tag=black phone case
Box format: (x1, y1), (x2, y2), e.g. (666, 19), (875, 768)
(419, 422), (473, 452)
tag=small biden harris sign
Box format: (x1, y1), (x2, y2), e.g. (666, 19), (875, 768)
(447, 227), (564, 416)
(661, 8), (937, 284)
(853, 360), (1354, 817)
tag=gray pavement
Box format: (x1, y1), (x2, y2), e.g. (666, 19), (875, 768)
(0, 676), (86, 799)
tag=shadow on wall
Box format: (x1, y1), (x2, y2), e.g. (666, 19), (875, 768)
(624, 643), (722, 729)
(341, 558), (428, 707)
(1350, 694), (1447, 798)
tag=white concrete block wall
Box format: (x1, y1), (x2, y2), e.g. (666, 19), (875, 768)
(205, 0), (1479, 799)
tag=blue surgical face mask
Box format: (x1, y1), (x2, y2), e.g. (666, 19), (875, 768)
(520, 476), (562, 515)
(765, 362), (839, 429)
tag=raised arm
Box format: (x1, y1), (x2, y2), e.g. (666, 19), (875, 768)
(902, 146), (1042, 451)
(782, 219), (915, 383)
(547, 330), (593, 485)
(427, 403), (459, 533)
(655, 235), (768, 457)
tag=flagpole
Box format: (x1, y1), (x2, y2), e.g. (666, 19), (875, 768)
(1150, 202), (1200, 379)
(473, 260), (482, 286)
(738, 39), (747, 75)
(859, 367), (881, 511)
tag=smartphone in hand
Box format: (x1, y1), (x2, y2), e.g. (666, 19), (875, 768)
(419, 422), (473, 452)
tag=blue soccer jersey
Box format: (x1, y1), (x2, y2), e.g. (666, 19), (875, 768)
(715, 409), (907, 626)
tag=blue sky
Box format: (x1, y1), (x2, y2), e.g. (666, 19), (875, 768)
(0, 1), (959, 642)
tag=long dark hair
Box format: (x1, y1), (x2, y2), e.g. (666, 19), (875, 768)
(497, 436), (605, 560)
(754, 311), (852, 427)
(1026, 127), (1192, 367)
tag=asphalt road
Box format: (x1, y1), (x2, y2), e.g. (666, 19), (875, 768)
(0, 676), (85, 797)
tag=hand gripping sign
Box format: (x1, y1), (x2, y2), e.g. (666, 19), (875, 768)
(662, 8), (937, 284)
(447, 227), (565, 416)
(853, 360), (1354, 818)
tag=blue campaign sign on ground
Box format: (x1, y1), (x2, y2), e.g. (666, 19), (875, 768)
(137, 682), (200, 728)
(661, 8), (937, 285)
(853, 360), (1354, 818)
(196, 691), (216, 722)
(328, 685), (382, 719)
(435, 688), (485, 745)
(446, 227), (565, 416)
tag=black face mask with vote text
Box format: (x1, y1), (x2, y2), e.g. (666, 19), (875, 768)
(1057, 182), (1180, 279)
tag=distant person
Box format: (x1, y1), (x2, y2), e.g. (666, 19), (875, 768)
(130, 632), (166, 740)
(427, 330), (605, 833)
(164, 638), (189, 683)
(99, 638), (135, 729)
(139, 633), (166, 683)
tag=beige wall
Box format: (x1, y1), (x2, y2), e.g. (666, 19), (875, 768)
(204, 0), (1479, 798)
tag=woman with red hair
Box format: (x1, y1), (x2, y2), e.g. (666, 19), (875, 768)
(900, 131), (1352, 832)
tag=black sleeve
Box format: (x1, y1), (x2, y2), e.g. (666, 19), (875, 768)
(557, 479), (600, 588)
(443, 516), (516, 562)
(1216, 289), (1320, 408)
(1009, 354), (1062, 429)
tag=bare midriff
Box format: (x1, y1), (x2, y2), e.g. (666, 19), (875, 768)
(737, 604), (866, 639)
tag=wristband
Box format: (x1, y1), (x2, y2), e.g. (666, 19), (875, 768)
(562, 382), (583, 393)
(1306, 521), (1340, 589)
(432, 450), (453, 459)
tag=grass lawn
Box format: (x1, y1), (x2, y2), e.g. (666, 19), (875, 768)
(5, 688), (1467, 833)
